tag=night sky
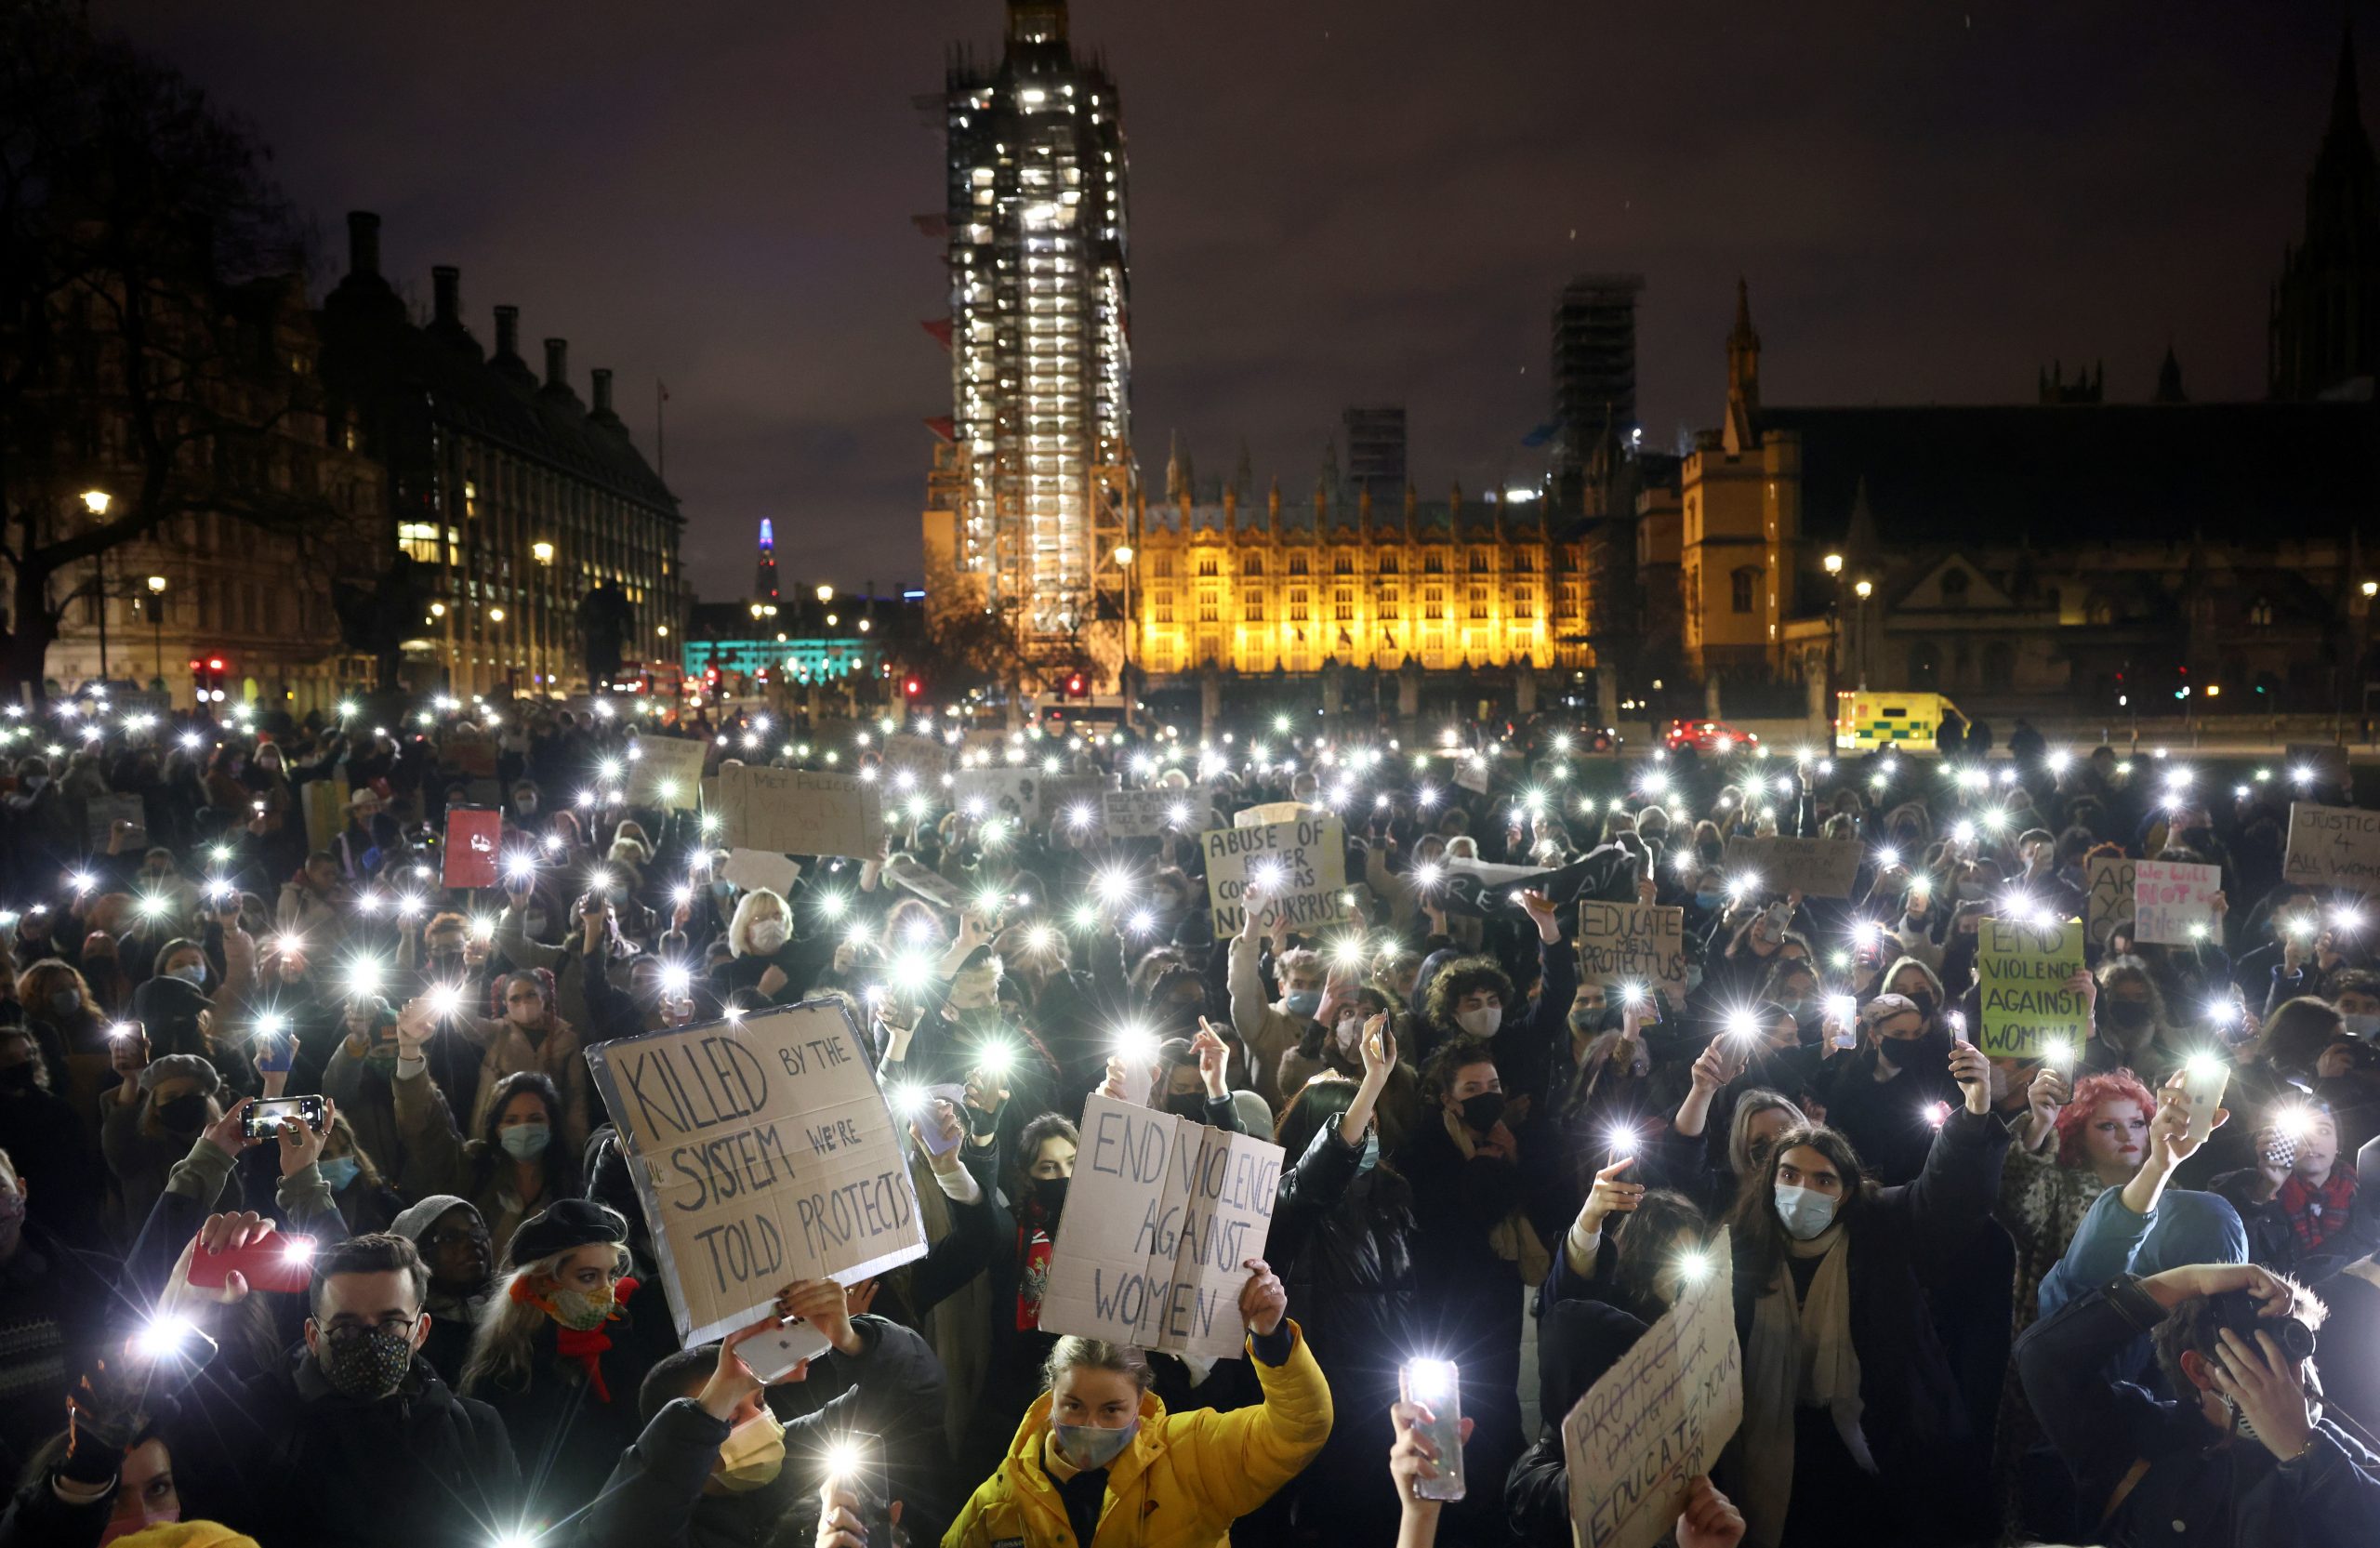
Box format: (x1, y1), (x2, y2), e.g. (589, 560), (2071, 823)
(97, 1), (2358, 604)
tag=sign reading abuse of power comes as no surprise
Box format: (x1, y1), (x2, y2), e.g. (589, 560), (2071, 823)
(584, 1000), (926, 1346)
(1202, 814), (1347, 936)
(1976, 916), (2086, 1060)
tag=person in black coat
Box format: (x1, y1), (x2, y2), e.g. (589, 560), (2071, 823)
(458, 1199), (681, 1528)
(1718, 1038), (2006, 1548)
(165, 1230), (522, 1546)
(1805, 991), (1962, 1186)
(579, 1296), (947, 1548)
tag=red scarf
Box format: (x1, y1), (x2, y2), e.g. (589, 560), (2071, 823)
(2279, 1172), (2357, 1250)
(516, 1275), (637, 1403)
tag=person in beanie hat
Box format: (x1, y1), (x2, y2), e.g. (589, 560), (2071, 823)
(460, 1199), (678, 1525)
(387, 1193), (494, 1386)
(103, 1055), (241, 1237)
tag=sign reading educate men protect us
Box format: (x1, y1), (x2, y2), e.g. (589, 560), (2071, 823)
(1038, 1094), (1284, 1360)
(585, 1000), (927, 1345)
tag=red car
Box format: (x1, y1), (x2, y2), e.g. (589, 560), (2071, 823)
(1663, 718), (1760, 754)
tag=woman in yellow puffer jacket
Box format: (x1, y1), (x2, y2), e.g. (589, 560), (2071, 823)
(940, 1258), (1332, 1548)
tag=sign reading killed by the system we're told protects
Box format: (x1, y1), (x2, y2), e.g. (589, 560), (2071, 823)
(1038, 1094), (1284, 1360)
(1977, 915), (2087, 1061)
(1564, 1226), (1742, 1548)
(1202, 815), (1347, 936)
(585, 1000), (927, 1345)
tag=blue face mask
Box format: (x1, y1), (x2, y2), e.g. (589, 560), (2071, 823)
(1773, 1183), (1839, 1241)
(167, 962), (206, 988)
(1694, 887), (1725, 910)
(318, 1155), (361, 1191)
(1283, 989), (1323, 1018)
(1052, 1417), (1139, 1471)
(499, 1122), (551, 1160)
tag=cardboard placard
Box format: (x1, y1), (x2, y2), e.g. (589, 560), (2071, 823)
(721, 848), (802, 898)
(2286, 743), (2352, 791)
(440, 732), (498, 781)
(86, 793), (147, 851)
(879, 733), (952, 790)
(628, 734), (707, 810)
(1039, 774), (1113, 828)
(2283, 801), (2380, 895)
(1097, 787), (1203, 840)
(2083, 855), (2135, 952)
(1202, 814), (1348, 936)
(1564, 1226), (1742, 1548)
(301, 775), (349, 855)
(1577, 902), (1688, 1008)
(1037, 1094), (1284, 1360)
(883, 853), (964, 910)
(583, 1000), (927, 1346)
(442, 808), (502, 890)
(1977, 915), (2087, 1060)
(717, 765), (885, 860)
(1453, 756), (1492, 795)
(950, 768), (1041, 826)
(1721, 836), (1863, 900)
(2133, 859), (2222, 946)
(1233, 800), (1311, 830)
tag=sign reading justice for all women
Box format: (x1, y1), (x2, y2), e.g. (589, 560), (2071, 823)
(1976, 915), (2087, 1060)
(1038, 1094), (1285, 1360)
(584, 999), (927, 1345)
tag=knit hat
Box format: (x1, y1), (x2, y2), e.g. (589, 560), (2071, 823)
(389, 1193), (478, 1245)
(137, 1053), (220, 1094)
(506, 1198), (628, 1269)
(1858, 992), (1921, 1027)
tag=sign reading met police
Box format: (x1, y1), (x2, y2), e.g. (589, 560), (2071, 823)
(585, 1000), (926, 1345)
(1038, 1094), (1285, 1360)
(1203, 814), (1347, 936)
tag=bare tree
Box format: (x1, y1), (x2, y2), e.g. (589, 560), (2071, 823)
(0, 0), (335, 704)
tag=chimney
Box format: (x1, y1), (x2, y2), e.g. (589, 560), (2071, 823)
(544, 337), (569, 390)
(347, 211), (381, 277)
(431, 266), (460, 326)
(590, 368), (614, 416)
(493, 305), (521, 359)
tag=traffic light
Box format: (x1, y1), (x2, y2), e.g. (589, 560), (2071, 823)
(189, 655), (228, 703)
(902, 676), (923, 699)
(1064, 670), (1086, 697)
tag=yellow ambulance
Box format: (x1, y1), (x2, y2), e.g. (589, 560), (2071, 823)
(1835, 691), (1963, 752)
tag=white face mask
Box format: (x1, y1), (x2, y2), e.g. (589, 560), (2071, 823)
(747, 919), (788, 953)
(1455, 1005), (1501, 1038)
(1332, 1017), (1362, 1054)
(1773, 1183), (1839, 1241)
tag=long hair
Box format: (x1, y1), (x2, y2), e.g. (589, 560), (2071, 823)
(1724, 1122), (1878, 1284)
(2053, 1069), (2158, 1169)
(2256, 997), (2344, 1079)
(469, 1070), (582, 1200)
(324, 1110), (389, 1191)
(1009, 1114), (1078, 1217)
(1606, 1188), (1707, 1320)
(1726, 1088), (1808, 1181)
(17, 960), (95, 1021)
(459, 1238), (632, 1397)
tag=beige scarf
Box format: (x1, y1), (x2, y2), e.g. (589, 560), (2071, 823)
(1444, 1108), (1554, 1286)
(1731, 1224), (1875, 1548)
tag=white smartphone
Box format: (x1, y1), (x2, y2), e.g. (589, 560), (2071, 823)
(2181, 1058), (2230, 1150)
(1400, 1358), (1467, 1502)
(743, 1316), (832, 1383)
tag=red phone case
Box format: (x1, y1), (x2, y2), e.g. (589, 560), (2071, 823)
(187, 1231), (316, 1294)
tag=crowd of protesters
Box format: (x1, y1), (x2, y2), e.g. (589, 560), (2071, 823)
(0, 684), (2374, 1547)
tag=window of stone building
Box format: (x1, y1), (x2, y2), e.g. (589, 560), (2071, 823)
(2248, 597), (2274, 627)
(1198, 596), (1218, 622)
(1290, 589), (1309, 621)
(1334, 552), (1354, 575)
(1197, 557), (1217, 577)
(1471, 550), (1490, 573)
(1289, 553), (1308, 576)
(1940, 568), (1970, 606)
(1514, 589), (1534, 619)
(1469, 589), (1488, 620)
(1379, 552), (1400, 575)
(1514, 549), (1534, 573)
(1152, 553), (1172, 577)
(1244, 598), (1263, 621)
(1336, 598), (1353, 620)
(1424, 588), (1444, 621)
(1382, 602), (1399, 620)
(1424, 551), (1444, 574)
(1731, 566), (1761, 614)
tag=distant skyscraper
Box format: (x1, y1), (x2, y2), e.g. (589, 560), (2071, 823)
(1550, 273), (1645, 511)
(1342, 405), (1407, 504)
(940, 0), (1132, 634)
(756, 518), (778, 601)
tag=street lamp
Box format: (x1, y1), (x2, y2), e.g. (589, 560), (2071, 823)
(490, 607), (506, 623)
(145, 576), (165, 687)
(1852, 579), (1874, 692)
(82, 490), (111, 517)
(815, 584), (835, 603)
(1823, 552), (1843, 576)
(532, 541), (554, 565)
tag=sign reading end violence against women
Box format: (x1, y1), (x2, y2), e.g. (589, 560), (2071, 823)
(2283, 801), (2380, 895)
(1976, 915), (2086, 1060)
(1564, 1227), (1741, 1548)
(1202, 814), (1347, 936)
(1038, 1094), (1285, 1360)
(584, 1000), (927, 1346)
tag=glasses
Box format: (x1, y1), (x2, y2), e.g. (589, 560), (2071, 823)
(425, 1227), (490, 1250)
(324, 1314), (417, 1340)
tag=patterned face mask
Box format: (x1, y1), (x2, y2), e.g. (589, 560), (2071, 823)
(317, 1325), (412, 1399)
(548, 1280), (619, 1332)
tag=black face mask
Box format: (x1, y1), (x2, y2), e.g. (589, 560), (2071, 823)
(0, 1065), (36, 1095)
(1457, 1092), (1507, 1133)
(1887, 1027), (1953, 1070)
(1906, 989), (1938, 1019)
(2103, 999), (2153, 1031)
(1033, 1175), (1070, 1215)
(1164, 1093), (1208, 1119)
(155, 1092), (209, 1131)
